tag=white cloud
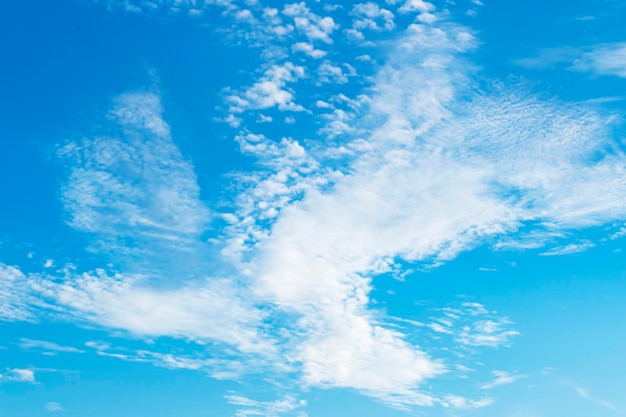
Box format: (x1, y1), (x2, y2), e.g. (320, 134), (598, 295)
(572, 43), (626, 78)
(89, 0), (229, 16)
(457, 319), (520, 347)
(218, 14), (625, 408)
(7, 2), (626, 413)
(86, 341), (250, 379)
(0, 368), (36, 384)
(0, 264), (36, 322)
(480, 370), (528, 390)
(283, 3), (337, 44)
(59, 92), (209, 259)
(540, 241), (595, 256)
(291, 42), (327, 58)
(35, 269), (271, 355)
(44, 402), (63, 412)
(227, 63), (306, 112)
(398, 0), (435, 14)
(19, 338), (85, 354)
(317, 62), (355, 84)
(575, 386), (618, 411)
(518, 43), (626, 78)
(349, 2), (395, 39)
(442, 394), (493, 409)
(226, 393), (307, 417)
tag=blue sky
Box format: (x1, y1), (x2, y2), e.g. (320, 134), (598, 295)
(1, 0), (625, 416)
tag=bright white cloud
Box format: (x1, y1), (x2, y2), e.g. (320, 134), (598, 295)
(441, 394), (493, 409)
(35, 269), (271, 355)
(291, 42), (327, 58)
(348, 2), (395, 39)
(398, 0), (435, 14)
(283, 2), (337, 44)
(6, 0), (626, 413)
(227, 63), (306, 112)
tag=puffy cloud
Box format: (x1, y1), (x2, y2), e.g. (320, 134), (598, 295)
(291, 42), (327, 59)
(283, 2), (338, 44)
(227, 63), (306, 113)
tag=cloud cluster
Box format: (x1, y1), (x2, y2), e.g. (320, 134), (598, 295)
(3, 0), (626, 413)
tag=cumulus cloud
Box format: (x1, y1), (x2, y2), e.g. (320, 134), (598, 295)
(347, 2), (395, 39)
(283, 2), (337, 44)
(291, 42), (327, 58)
(227, 63), (306, 113)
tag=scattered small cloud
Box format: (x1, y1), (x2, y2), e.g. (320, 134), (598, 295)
(19, 338), (85, 355)
(45, 402), (64, 412)
(575, 386), (618, 411)
(480, 371), (528, 390)
(226, 393), (307, 417)
(0, 368), (36, 384)
(540, 241), (595, 256)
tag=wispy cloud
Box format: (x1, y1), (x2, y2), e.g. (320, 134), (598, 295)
(518, 43), (626, 78)
(226, 393), (307, 417)
(44, 402), (64, 413)
(19, 338), (85, 355)
(58, 92), (210, 263)
(540, 241), (595, 256)
(480, 370), (528, 390)
(4, 0), (626, 412)
(572, 43), (626, 78)
(575, 386), (618, 411)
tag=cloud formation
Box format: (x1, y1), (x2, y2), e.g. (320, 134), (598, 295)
(3, 0), (626, 413)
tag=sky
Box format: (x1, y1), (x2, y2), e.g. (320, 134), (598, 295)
(1, 0), (626, 416)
